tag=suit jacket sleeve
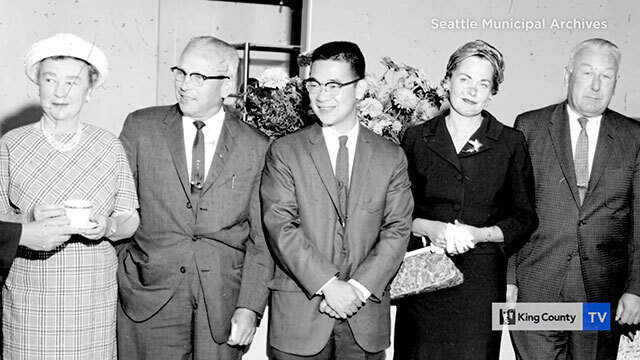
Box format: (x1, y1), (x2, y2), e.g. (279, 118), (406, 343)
(626, 142), (640, 295)
(0, 133), (24, 271)
(261, 141), (340, 297)
(506, 115), (535, 285)
(119, 112), (138, 186)
(350, 146), (413, 299)
(0, 221), (21, 271)
(236, 142), (273, 314)
(494, 129), (538, 257)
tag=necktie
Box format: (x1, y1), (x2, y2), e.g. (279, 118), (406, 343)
(336, 135), (349, 220)
(575, 117), (589, 205)
(191, 120), (206, 193)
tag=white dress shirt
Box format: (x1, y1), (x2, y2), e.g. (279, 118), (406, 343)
(317, 122), (371, 301)
(567, 105), (602, 179)
(322, 123), (359, 184)
(182, 108), (225, 180)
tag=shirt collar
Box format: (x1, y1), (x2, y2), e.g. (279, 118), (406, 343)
(183, 106), (225, 125)
(566, 104), (602, 127)
(321, 122), (360, 140)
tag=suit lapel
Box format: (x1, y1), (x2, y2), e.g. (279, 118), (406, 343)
(347, 127), (373, 218)
(425, 115), (462, 173)
(548, 104), (581, 207)
(201, 110), (238, 195)
(585, 111), (614, 202)
(307, 124), (344, 224)
(163, 106), (192, 202)
(458, 112), (499, 157)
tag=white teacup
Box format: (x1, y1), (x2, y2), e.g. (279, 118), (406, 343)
(64, 199), (93, 228)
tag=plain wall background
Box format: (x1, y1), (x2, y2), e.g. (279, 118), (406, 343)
(1, 1), (639, 359)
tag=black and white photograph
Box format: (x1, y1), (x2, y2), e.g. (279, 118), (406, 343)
(1, 1), (639, 359)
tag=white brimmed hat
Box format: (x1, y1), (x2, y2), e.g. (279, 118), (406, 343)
(24, 33), (109, 88)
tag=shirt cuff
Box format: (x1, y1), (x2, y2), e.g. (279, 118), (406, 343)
(348, 279), (371, 302)
(316, 276), (337, 295)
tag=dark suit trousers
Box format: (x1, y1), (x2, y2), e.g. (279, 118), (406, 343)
(511, 254), (618, 360)
(117, 265), (242, 360)
(269, 320), (385, 360)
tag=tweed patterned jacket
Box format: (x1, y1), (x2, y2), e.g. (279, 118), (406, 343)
(512, 102), (640, 307)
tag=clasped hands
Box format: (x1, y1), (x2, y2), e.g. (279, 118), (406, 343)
(430, 220), (477, 255)
(318, 280), (366, 319)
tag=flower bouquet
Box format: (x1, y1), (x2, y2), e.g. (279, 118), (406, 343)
(239, 57), (443, 143)
(237, 68), (314, 139)
(358, 57), (443, 144)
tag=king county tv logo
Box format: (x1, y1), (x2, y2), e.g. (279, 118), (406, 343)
(499, 308), (516, 325)
(493, 303), (610, 331)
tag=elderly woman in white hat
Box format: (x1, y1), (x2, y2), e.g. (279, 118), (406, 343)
(0, 33), (139, 359)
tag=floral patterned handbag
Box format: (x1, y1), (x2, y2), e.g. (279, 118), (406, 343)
(390, 241), (464, 300)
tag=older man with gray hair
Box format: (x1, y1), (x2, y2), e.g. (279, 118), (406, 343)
(509, 38), (640, 360)
(117, 36), (271, 360)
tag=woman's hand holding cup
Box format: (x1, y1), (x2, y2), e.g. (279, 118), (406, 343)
(79, 214), (109, 240)
(23, 204), (76, 250)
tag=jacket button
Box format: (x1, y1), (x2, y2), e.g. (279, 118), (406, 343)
(192, 237), (198, 242)
(453, 204), (461, 211)
(578, 220), (586, 226)
(186, 202), (192, 209)
(566, 254), (572, 261)
(180, 266), (186, 273)
(455, 174), (462, 181)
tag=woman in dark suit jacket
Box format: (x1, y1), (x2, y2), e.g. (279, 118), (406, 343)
(393, 40), (538, 360)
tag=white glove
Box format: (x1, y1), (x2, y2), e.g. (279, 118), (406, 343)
(444, 221), (475, 254)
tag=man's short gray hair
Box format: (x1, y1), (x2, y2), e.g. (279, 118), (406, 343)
(567, 38), (621, 73)
(184, 36), (239, 80)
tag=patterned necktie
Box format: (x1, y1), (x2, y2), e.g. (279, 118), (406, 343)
(575, 117), (589, 205)
(191, 120), (206, 193)
(336, 135), (349, 219)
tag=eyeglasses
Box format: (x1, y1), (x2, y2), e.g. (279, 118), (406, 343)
(304, 77), (362, 96)
(170, 66), (229, 87)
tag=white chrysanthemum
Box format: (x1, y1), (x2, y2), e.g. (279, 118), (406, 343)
(393, 88), (420, 110)
(258, 68), (289, 89)
(391, 119), (403, 133)
(358, 98), (384, 118)
(371, 120), (388, 135)
(371, 116), (397, 135)
(405, 75), (420, 89)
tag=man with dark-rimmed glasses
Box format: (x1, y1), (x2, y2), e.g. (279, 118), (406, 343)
(117, 36), (271, 360)
(261, 41), (413, 359)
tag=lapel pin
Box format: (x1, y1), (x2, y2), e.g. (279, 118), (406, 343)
(463, 139), (483, 153)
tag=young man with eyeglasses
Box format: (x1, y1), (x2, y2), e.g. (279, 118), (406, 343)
(261, 41), (413, 359)
(117, 36), (271, 360)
